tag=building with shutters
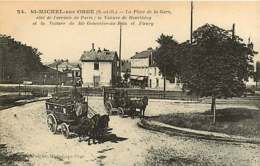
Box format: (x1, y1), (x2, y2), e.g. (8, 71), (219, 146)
(80, 44), (119, 87)
(130, 47), (182, 90)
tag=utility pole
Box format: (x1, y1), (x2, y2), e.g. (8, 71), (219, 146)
(232, 23), (235, 40)
(190, 0), (193, 44)
(119, 24), (122, 76)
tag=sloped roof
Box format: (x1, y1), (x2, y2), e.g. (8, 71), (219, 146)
(41, 65), (62, 73)
(131, 49), (153, 59)
(48, 61), (80, 69)
(80, 50), (117, 62)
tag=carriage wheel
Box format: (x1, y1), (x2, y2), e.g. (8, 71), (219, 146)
(60, 123), (70, 139)
(118, 107), (124, 118)
(130, 108), (136, 119)
(105, 102), (113, 115)
(47, 114), (57, 134)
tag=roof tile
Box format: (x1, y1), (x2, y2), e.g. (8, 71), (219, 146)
(80, 50), (117, 61)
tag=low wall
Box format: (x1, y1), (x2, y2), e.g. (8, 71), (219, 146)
(0, 84), (72, 94)
(0, 84), (199, 101)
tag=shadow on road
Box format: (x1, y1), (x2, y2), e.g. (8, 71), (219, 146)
(0, 144), (30, 166)
(102, 132), (128, 143)
(74, 128), (128, 145)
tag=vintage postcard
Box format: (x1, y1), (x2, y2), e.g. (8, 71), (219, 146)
(0, 1), (259, 166)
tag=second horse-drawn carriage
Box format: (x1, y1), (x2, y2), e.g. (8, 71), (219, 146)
(103, 88), (148, 118)
(45, 89), (109, 143)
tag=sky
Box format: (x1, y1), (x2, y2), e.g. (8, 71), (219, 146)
(0, 1), (260, 65)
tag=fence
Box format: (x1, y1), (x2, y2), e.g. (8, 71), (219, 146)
(0, 84), (199, 101)
(80, 87), (199, 101)
(0, 84), (73, 95)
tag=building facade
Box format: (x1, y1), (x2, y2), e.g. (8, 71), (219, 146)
(48, 59), (82, 86)
(80, 45), (118, 87)
(130, 48), (182, 90)
(30, 65), (65, 85)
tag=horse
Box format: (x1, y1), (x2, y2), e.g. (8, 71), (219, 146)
(95, 114), (110, 143)
(74, 101), (99, 144)
(76, 116), (96, 144)
(130, 96), (148, 118)
(89, 114), (101, 144)
(99, 114), (110, 129)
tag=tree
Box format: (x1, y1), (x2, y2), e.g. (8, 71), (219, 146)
(153, 34), (181, 81)
(181, 24), (256, 123)
(0, 34), (44, 83)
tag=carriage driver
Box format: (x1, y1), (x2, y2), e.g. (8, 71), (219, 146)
(75, 97), (88, 126)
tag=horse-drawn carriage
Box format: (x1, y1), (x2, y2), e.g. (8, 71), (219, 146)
(103, 88), (148, 118)
(45, 90), (109, 143)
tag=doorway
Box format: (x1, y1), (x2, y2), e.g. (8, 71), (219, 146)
(93, 76), (100, 87)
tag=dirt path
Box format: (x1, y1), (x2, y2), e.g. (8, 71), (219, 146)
(0, 98), (259, 166)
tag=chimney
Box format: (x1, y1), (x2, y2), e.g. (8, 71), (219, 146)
(92, 43), (95, 51)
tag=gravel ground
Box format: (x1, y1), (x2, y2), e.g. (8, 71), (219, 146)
(0, 97), (259, 166)
(146, 98), (259, 116)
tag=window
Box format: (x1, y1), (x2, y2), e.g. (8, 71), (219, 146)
(156, 78), (159, 87)
(75, 71), (80, 77)
(94, 62), (99, 70)
(169, 77), (176, 83)
(67, 73), (72, 77)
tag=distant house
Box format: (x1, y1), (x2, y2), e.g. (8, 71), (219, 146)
(80, 44), (119, 87)
(31, 65), (65, 85)
(130, 47), (182, 90)
(47, 59), (82, 86)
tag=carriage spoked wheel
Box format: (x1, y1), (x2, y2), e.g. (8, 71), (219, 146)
(60, 123), (70, 139)
(105, 102), (113, 115)
(47, 114), (57, 134)
(118, 107), (124, 118)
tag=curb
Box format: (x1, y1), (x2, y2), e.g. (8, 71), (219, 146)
(137, 119), (260, 145)
(149, 99), (201, 104)
(0, 97), (50, 112)
(16, 97), (50, 104)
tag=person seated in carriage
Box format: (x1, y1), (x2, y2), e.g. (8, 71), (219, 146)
(74, 98), (93, 142)
(74, 97), (88, 124)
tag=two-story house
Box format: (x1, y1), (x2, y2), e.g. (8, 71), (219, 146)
(80, 44), (119, 87)
(130, 48), (182, 90)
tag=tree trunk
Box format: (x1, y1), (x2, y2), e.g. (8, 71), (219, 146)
(163, 65), (166, 98)
(211, 95), (216, 124)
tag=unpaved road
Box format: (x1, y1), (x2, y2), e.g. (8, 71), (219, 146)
(0, 97), (259, 166)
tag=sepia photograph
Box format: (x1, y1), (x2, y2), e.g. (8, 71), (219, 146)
(0, 1), (259, 166)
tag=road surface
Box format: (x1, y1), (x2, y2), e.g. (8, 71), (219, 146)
(0, 97), (259, 166)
